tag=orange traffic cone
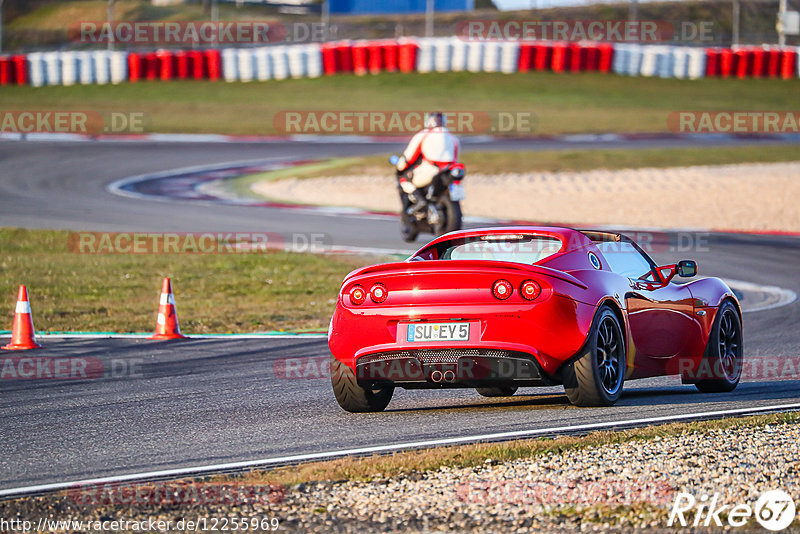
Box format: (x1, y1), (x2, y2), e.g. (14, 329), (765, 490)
(148, 278), (187, 340)
(3, 285), (42, 350)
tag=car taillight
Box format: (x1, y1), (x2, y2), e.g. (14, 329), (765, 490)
(349, 285), (366, 305)
(370, 283), (388, 303)
(520, 280), (541, 300)
(492, 279), (513, 300)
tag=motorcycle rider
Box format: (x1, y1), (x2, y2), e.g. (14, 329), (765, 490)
(395, 111), (460, 214)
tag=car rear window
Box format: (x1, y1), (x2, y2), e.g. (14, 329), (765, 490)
(416, 235), (563, 264)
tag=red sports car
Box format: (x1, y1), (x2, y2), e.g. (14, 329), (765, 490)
(328, 227), (743, 412)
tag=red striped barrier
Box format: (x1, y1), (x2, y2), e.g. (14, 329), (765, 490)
(734, 48), (751, 79)
(367, 41), (383, 74)
(157, 50), (174, 81)
(206, 49), (221, 81)
(766, 49), (780, 78)
(383, 41), (398, 72)
(598, 43), (613, 73)
(144, 52), (159, 81)
(517, 43), (532, 72)
(533, 43), (551, 71)
(398, 40), (417, 73)
(551, 43), (568, 73)
(128, 52), (142, 82)
(190, 50), (204, 79)
(0, 57), (9, 85)
(12, 55), (27, 85)
(719, 48), (734, 78)
(705, 48), (719, 77)
(751, 48), (764, 78)
(175, 51), (189, 80)
(352, 42), (368, 75)
(321, 42), (337, 75)
(781, 49), (797, 79)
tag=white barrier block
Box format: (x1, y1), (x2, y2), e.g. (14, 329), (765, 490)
(221, 48), (239, 82)
(94, 51), (110, 84)
(672, 47), (689, 79)
(271, 46), (289, 80)
(253, 47), (272, 81)
(433, 38), (453, 72)
(43, 51), (62, 86)
(451, 38), (467, 71)
(416, 39), (434, 73)
(656, 47), (675, 78)
(482, 41), (501, 72)
(287, 45), (307, 78)
(27, 52), (46, 87)
(109, 51), (128, 84)
(612, 43), (629, 75)
(305, 43), (323, 78)
(76, 51), (95, 84)
(237, 48), (255, 82)
(640, 46), (658, 77)
(686, 48), (705, 79)
(500, 41), (519, 74)
(466, 41), (484, 72)
(60, 51), (78, 86)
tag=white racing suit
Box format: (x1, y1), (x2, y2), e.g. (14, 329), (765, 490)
(395, 127), (460, 205)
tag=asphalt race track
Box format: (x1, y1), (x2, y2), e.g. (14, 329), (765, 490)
(1, 137), (799, 494)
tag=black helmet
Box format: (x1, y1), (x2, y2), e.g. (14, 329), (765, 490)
(424, 112), (446, 129)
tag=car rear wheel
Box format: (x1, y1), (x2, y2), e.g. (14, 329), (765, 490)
(563, 306), (626, 407)
(330, 356), (394, 412)
(695, 301), (743, 393)
(476, 386), (518, 398)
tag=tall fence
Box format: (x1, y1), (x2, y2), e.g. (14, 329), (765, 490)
(1, 38), (798, 86)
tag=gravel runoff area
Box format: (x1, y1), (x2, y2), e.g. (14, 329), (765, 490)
(3, 417), (799, 532)
(251, 162), (800, 233)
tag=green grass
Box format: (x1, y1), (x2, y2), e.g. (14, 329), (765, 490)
(2, 72), (798, 135)
(0, 228), (372, 333)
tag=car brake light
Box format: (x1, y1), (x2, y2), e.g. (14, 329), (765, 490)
(492, 279), (513, 300)
(349, 285), (366, 305)
(520, 280), (541, 300)
(370, 283), (388, 303)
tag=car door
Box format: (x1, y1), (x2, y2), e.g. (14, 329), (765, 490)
(596, 241), (697, 377)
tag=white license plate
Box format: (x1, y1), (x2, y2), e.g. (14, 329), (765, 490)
(449, 183), (466, 202)
(406, 322), (470, 342)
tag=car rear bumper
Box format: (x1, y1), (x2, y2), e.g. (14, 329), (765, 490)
(354, 347), (557, 389)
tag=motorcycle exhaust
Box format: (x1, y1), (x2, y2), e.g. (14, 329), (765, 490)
(430, 370), (443, 383)
(443, 370), (456, 383)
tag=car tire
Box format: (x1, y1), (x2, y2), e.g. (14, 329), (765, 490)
(695, 301), (743, 393)
(330, 356), (394, 412)
(476, 386), (518, 398)
(563, 306), (626, 407)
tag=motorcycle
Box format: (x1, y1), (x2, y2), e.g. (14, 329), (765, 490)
(389, 155), (465, 242)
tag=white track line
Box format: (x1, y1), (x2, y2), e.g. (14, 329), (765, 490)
(723, 278), (798, 313)
(2, 402), (799, 499)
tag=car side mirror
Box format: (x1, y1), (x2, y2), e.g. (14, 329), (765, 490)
(389, 155), (399, 165)
(677, 260), (697, 278)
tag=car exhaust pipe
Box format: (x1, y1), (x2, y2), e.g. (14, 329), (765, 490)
(430, 370), (443, 383)
(443, 370), (456, 383)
